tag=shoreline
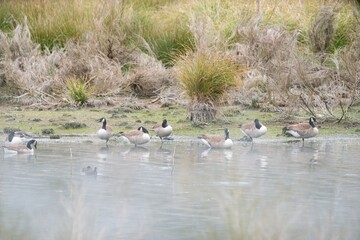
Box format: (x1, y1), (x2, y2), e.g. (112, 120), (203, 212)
(2, 132), (359, 146)
(1, 102), (360, 141)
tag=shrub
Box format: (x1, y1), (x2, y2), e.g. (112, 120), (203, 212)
(176, 50), (242, 121)
(66, 77), (93, 105)
(309, 6), (335, 55)
(176, 50), (241, 102)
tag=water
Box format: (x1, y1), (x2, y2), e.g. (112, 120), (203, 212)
(1, 136), (360, 240)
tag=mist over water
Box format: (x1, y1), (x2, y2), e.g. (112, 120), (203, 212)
(1, 137), (360, 239)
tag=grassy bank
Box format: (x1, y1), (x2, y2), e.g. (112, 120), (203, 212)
(1, 103), (360, 140)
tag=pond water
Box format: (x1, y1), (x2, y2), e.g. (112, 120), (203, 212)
(1, 136), (360, 240)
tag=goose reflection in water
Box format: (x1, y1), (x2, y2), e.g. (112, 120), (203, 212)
(3, 152), (36, 162)
(155, 145), (173, 162)
(122, 146), (150, 162)
(201, 148), (233, 161)
(289, 146), (320, 166)
(97, 146), (112, 162)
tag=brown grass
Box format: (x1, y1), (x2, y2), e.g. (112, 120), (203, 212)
(0, 14), (174, 104)
(0, 0), (360, 122)
(230, 19), (299, 109)
(309, 6), (335, 58)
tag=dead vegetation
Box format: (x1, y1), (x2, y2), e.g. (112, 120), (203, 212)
(0, 1), (359, 123)
(229, 4), (360, 122)
(0, 17), (176, 106)
(309, 6), (335, 59)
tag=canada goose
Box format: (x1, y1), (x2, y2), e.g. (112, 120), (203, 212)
(82, 166), (97, 176)
(3, 139), (37, 154)
(200, 128), (233, 149)
(120, 126), (150, 147)
(152, 119), (173, 141)
(239, 119), (267, 141)
(97, 118), (112, 144)
(283, 117), (318, 145)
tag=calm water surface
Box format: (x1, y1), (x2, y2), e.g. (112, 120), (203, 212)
(1, 136), (360, 239)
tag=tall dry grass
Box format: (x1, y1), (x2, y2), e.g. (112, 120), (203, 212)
(0, 0), (95, 49)
(0, 0), (359, 120)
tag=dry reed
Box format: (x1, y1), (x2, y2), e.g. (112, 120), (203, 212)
(0, 0), (359, 120)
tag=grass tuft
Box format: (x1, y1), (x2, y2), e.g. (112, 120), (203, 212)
(66, 77), (93, 105)
(175, 50), (244, 121)
(176, 50), (242, 104)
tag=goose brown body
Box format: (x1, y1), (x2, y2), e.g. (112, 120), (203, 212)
(239, 119), (267, 140)
(283, 117), (318, 144)
(3, 139), (37, 154)
(200, 128), (233, 149)
(121, 127), (150, 146)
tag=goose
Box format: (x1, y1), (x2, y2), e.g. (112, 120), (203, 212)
(82, 166), (97, 176)
(3, 139), (37, 154)
(200, 128), (233, 149)
(120, 126), (150, 147)
(97, 118), (112, 145)
(152, 119), (173, 141)
(239, 119), (267, 141)
(283, 117), (318, 145)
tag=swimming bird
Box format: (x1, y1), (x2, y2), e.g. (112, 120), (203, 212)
(239, 119), (267, 142)
(283, 117), (319, 145)
(120, 126), (150, 147)
(97, 118), (112, 145)
(82, 166), (97, 176)
(200, 128), (233, 149)
(2, 139), (38, 154)
(152, 119), (173, 141)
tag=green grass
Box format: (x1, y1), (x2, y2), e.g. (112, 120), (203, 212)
(145, 29), (194, 67)
(123, 4), (194, 67)
(0, 0), (357, 54)
(1, 104), (360, 139)
(329, 6), (357, 52)
(176, 50), (242, 103)
(0, 0), (99, 50)
(66, 77), (93, 105)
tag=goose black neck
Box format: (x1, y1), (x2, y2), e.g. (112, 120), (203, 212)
(309, 118), (316, 128)
(162, 120), (168, 128)
(255, 119), (262, 129)
(8, 132), (15, 142)
(26, 140), (36, 150)
(138, 126), (149, 134)
(102, 119), (107, 130)
(225, 129), (230, 140)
